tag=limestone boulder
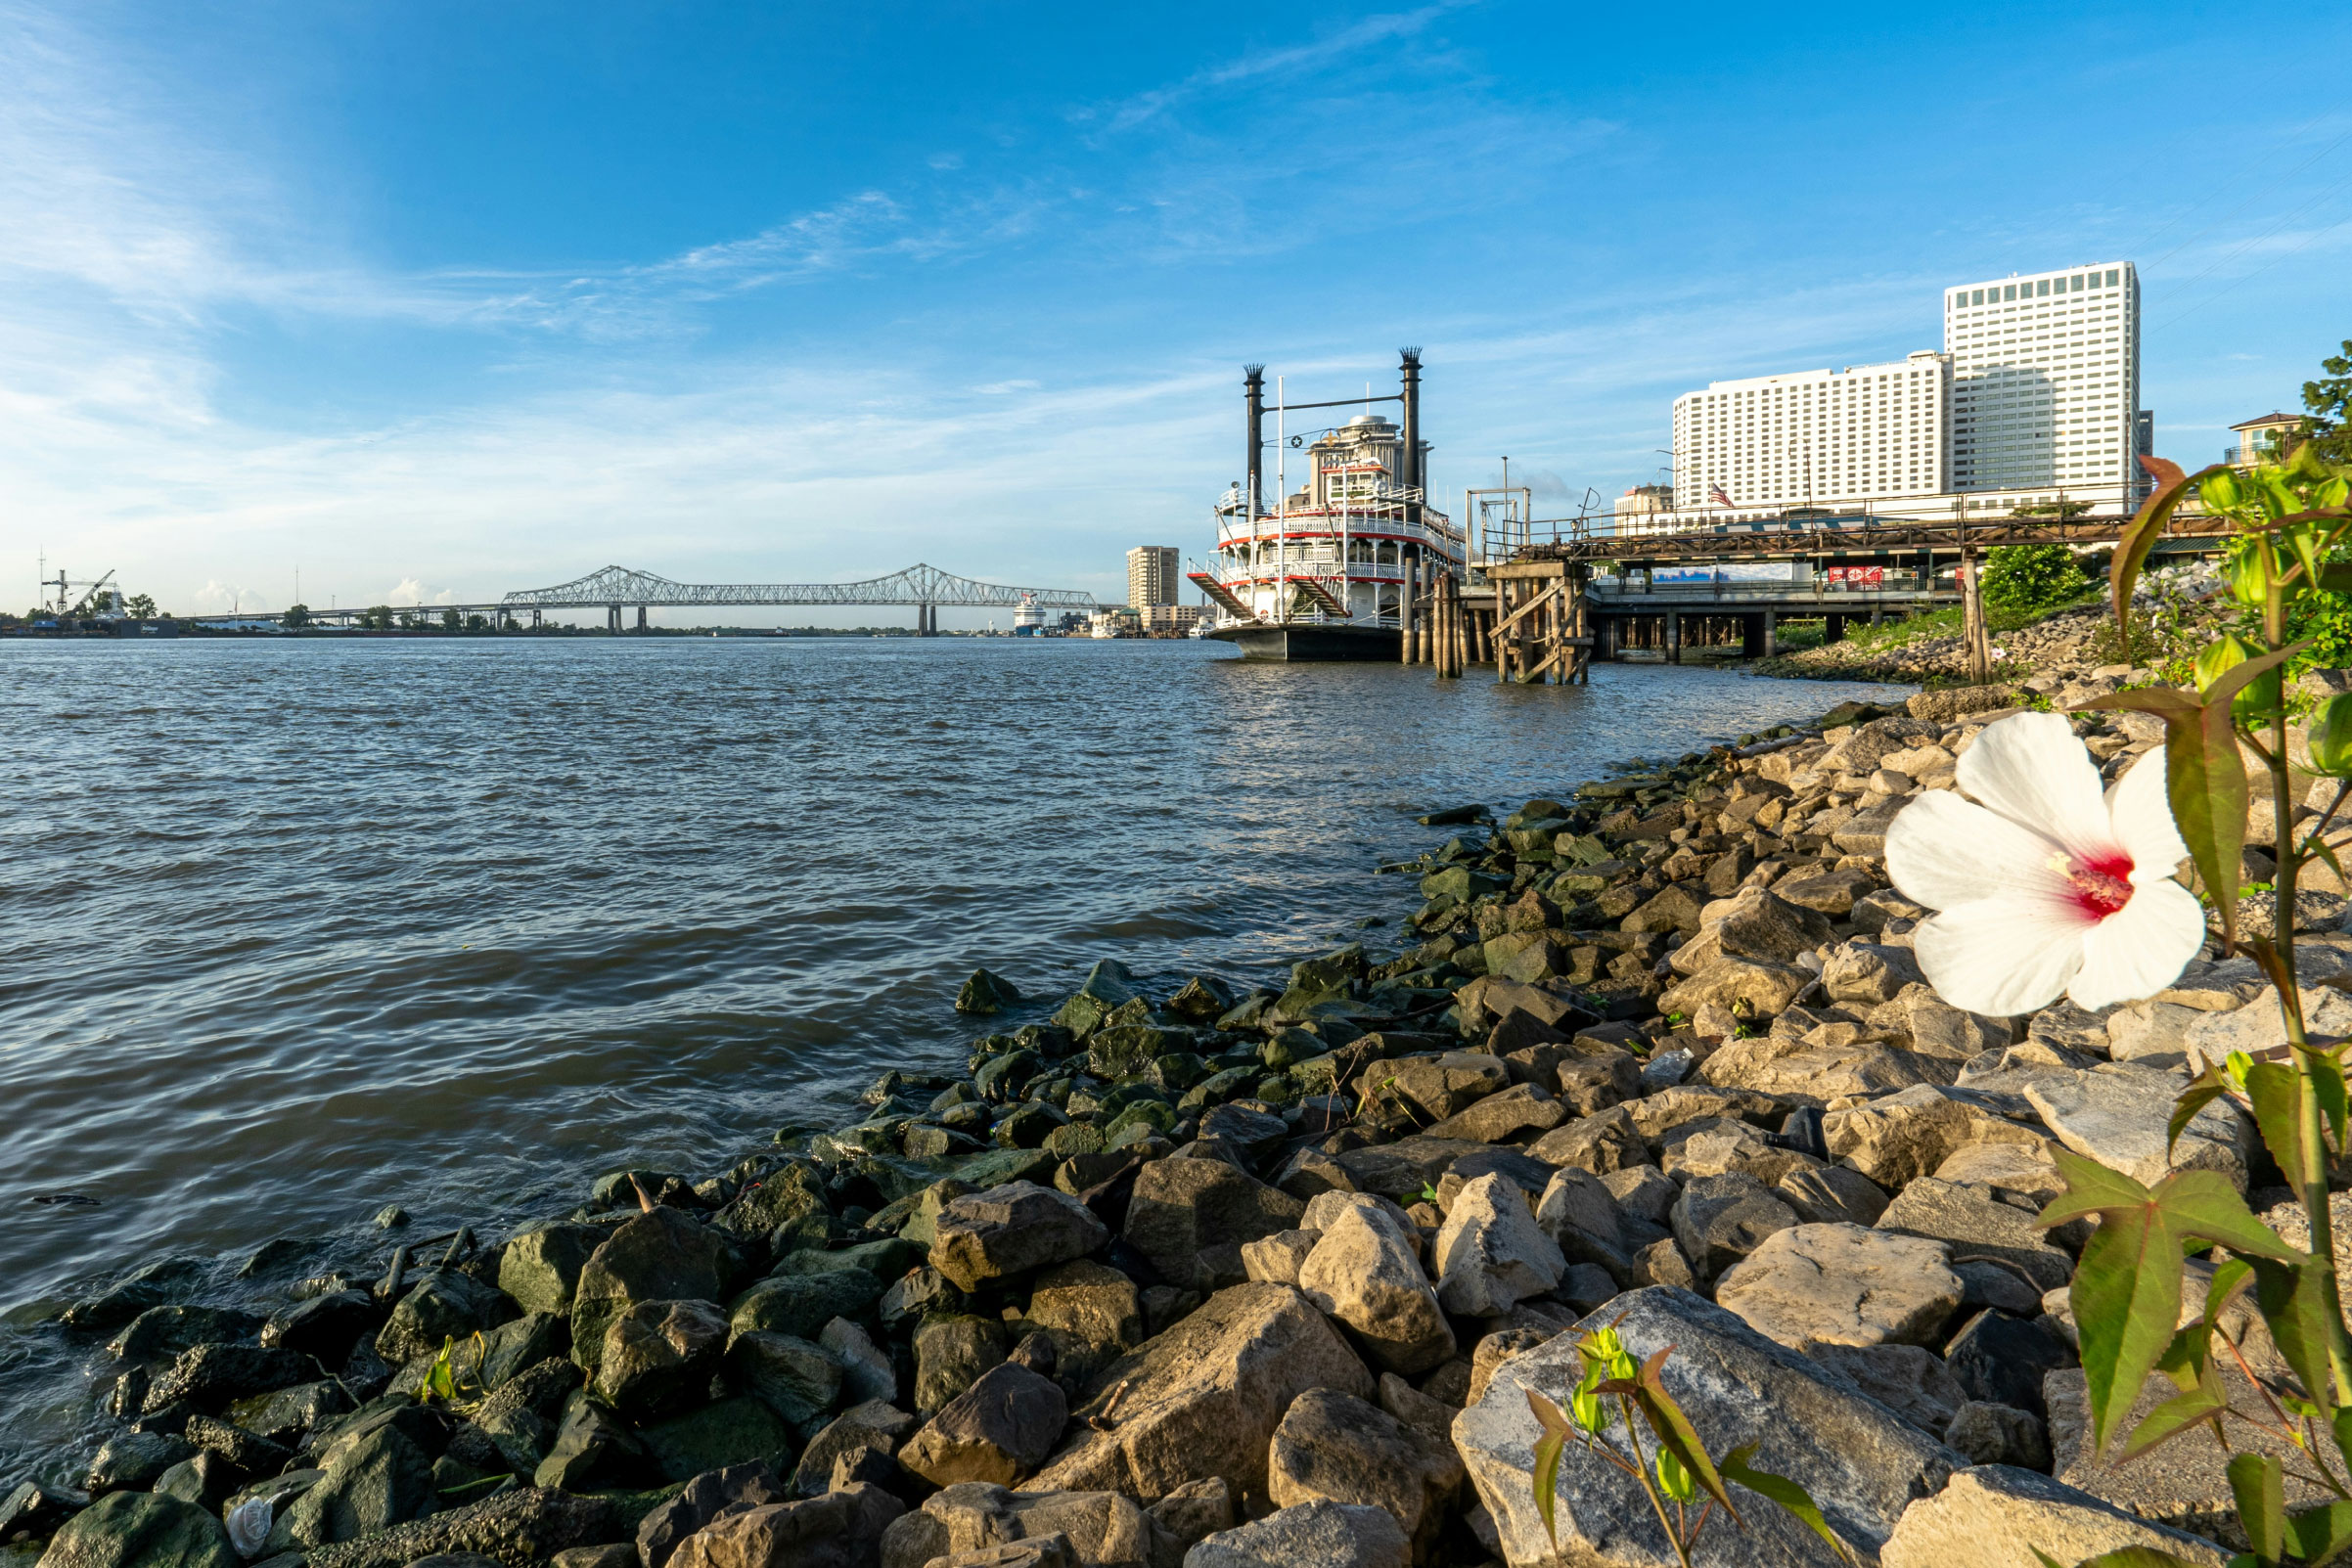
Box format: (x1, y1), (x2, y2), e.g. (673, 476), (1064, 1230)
(898, 1364), (1069, 1487)
(931, 1183), (1110, 1292)
(1265, 1389), (1464, 1565)
(1533, 1167), (1629, 1280)
(1875, 1179), (2074, 1292)
(1710, 884), (1836, 965)
(1805, 1343), (1964, 1435)
(1822, 943), (1927, 1007)
(665, 1484), (903, 1568)
(1525, 1106), (1646, 1174)
(1881, 1464), (2228, 1568)
(1454, 1287), (1962, 1568)
(1656, 958), (1815, 1021)
(1181, 1501), (1408, 1568)
(1296, 1206), (1455, 1376)
(1430, 1173), (1564, 1317)
(881, 1483), (1173, 1568)
(1714, 1224), (1963, 1350)
(637, 1461), (791, 1568)
(1776, 1165), (1889, 1227)
(1944, 1402), (2050, 1470)
(1378, 1053), (1511, 1122)
(2024, 1065), (2256, 1192)
(1424, 1083), (1564, 1144)
(1823, 1086), (2048, 1188)
(1239, 1229), (1321, 1287)
(1028, 1283), (1373, 1501)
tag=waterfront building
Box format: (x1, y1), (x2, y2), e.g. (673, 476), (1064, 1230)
(2229, 412), (2305, 468)
(1944, 262), (2144, 512)
(1137, 604), (1203, 635)
(1667, 351), (1952, 527)
(1126, 546), (1179, 608)
(1611, 484), (1672, 535)
(1645, 261), (2149, 531)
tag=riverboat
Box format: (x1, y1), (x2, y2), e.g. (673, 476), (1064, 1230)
(1198, 351), (1462, 661)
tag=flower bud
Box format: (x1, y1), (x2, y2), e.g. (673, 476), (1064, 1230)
(1655, 1448), (1696, 1504)
(2225, 548), (2269, 608)
(2225, 1050), (2253, 1092)
(2310, 694), (2352, 778)
(2194, 635), (2249, 694)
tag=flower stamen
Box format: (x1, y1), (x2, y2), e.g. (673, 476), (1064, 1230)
(2047, 850), (2134, 919)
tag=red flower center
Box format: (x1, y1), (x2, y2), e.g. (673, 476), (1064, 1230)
(2063, 852), (2135, 919)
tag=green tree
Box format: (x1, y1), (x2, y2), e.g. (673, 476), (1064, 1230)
(1978, 544), (2091, 611)
(283, 603), (311, 629)
(2007, 498), (2094, 520)
(124, 593), (157, 619)
(441, 607), (462, 631)
(2303, 337), (2352, 467)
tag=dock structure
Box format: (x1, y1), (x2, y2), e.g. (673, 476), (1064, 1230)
(1394, 497), (2234, 680)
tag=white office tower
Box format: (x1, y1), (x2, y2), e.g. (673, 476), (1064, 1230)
(1667, 351), (1951, 527)
(1944, 263), (2144, 511)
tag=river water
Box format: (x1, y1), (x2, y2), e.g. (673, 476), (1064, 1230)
(0, 635), (1899, 1485)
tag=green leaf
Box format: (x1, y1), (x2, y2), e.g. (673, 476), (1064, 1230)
(2119, 1370), (2228, 1461)
(2288, 1500), (2352, 1567)
(2206, 1257), (2255, 1326)
(1627, 1347), (1740, 1523)
(2168, 1065), (2232, 1157)
(2068, 1180), (2192, 1457)
(1720, 1444), (1855, 1565)
(2319, 563), (2352, 597)
(2244, 1062), (2310, 1201)
(2111, 459), (2216, 628)
(2038, 1144), (2156, 1229)
(2229, 1453), (2285, 1566)
(1525, 1389), (1571, 1548)
(2312, 695), (2352, 779)
(2073, 1550), (2261, 1567)
(2250, 1255), (2340, 1421)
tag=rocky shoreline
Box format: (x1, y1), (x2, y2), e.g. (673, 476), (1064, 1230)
(13, 661), (2351, 1568)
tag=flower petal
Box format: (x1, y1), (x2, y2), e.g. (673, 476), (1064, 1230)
(2107, 745), (2190, 881)
(1957, 712), (2119, 864)
(1912, 894), (2093, 1016)
(1884, 788), (2069, 913)
(2069, 877), (2206, 1010)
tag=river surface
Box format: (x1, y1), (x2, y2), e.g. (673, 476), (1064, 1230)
(0, 634), (1899, 1485)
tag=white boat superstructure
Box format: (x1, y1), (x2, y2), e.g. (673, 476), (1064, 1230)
(1193, 351), (1462, 635)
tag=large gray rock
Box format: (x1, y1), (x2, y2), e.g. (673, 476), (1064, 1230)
(1775, 1166), (1889, 1228)
(2048, 1366), (2329, 1546)
(1182, 1500), (1408, 1568)
(882, 1483), (1174, 1568)
(82, 1432), (196, 1494)
(1028, 1282), (1373, 1502)
(1875, 1179), (2073, 1292)
(931, 1183), (1110, 1292)
(1804, 1343), (1964, 1436)
(1823, 1086), (2048, 1188)
(500, 1224), (610, 1317)
(377, 1269), (518, 1366)
(1453, 1287), (1962, 1568)
(1880, 1464), (2229, 1568)
(34, 1491), (237, 1568)
(1296, 1204), (1455, 1376)
(727, 1330), (843, 1430)
(1715, 1224), (1963, 1350)
(1018, 1262), (1144, 1390)
(637, 1461), (790, 1568)
(1121, 1159), (1305, 1291)
(269, 1424), (435, 1553)
(2023, 1065), (2256, 1192)
(897, 1364), (1069, 1487)
(1380, 1053), (1512, 1121)
(1265, 1388), (1464, 1565)
(1534, 1167), (1630, 1280)
(1526, 1106), (1647, 1175)
(729, 1268), (884, 1342)
(1425, 1083), (1565, 1144)
(1431, 1173), (1565, 1317)
(299, 1486), (615, 1568)
(1669, 1171), (1799, 1282)
(790, 1401), (918, 1498)
(598, 1298), (730, 1419)
(141, 1343), (312, 1414)
(571, 1209), (746, 1375)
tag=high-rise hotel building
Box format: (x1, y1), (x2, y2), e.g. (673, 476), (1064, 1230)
(1630, 261), (2148, 535)
(1945, 262), (2142, 508)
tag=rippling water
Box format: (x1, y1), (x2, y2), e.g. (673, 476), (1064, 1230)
(0, 635), (1899, 1484)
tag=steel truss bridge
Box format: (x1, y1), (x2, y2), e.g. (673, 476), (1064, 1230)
(197, 563), (1100, 633)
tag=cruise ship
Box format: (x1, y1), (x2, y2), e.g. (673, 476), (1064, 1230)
(1195, 350), (1462, 660)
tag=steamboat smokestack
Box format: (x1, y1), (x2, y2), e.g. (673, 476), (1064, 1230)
(1244, 365), (1266, 519)
(1398, 347), (1423, 520)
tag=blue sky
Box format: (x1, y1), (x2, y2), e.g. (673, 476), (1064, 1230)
(3, 1), (2349, 623)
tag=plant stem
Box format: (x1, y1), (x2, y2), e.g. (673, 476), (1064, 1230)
(1616, 1395), (1696, 1568)
(2268, 585), (2352, 1404)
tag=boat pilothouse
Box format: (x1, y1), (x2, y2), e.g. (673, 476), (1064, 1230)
(1198, 350), (1462, 660)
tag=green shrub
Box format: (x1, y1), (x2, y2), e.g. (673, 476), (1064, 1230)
(1979, 544), (2091, 611)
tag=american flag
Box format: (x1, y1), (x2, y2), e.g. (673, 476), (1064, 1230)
(1708, 483), (1735, 508)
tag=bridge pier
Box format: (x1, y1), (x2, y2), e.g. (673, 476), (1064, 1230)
(531, 608), (541, 630)
(636, 605), (649, 633)
(1741, 610), (1776, 658)
(1825, 613), (1848, 645)
(1664, 610), (1681, 665)
(608, 605), (621, 634)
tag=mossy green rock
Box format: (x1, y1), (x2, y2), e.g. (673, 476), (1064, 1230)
(729, 1270), (884, 1340)
(955, 967), (1023, 1015)
(1105, 1100), (1177, 1140)
(498, 1224), (610, 1317)
(1420, 865), (1507, 902)
(1041, 1122), (1105, 1159)
(773, 1237), (923, 1281)
(637, 1395), (795, 1483)
(38, 1491), (237, 1568)
(973, 1049), (1041, 1102)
